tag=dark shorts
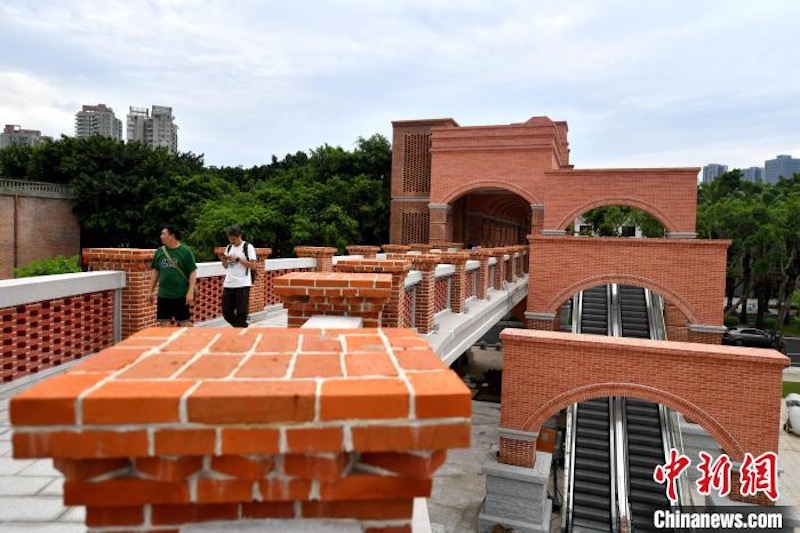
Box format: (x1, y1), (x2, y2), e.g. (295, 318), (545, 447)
(157, 297), (191, 323)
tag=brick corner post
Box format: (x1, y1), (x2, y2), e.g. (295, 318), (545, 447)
(382, 244), (410, 254)
(273, 272), (393, 328)
(10, 327), (473, 532)
(407, 256), (440, 334)
(294, 246), (337, 272)
(345, 245), (381, 258)
(83, 248), (155, 339)
(440, 251), (470, 313)
(469, 249), (492, 300)
(214, 246), (272, 314)
(334, 259), (412, 327)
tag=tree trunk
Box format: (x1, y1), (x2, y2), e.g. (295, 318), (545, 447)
(739, 253), (752, 324)
(775, 247), (799, 333)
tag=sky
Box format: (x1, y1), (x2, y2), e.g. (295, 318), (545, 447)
(1, 0), (798, 173)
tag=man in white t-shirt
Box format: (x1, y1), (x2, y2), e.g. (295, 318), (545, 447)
(219, 225), (258, 327)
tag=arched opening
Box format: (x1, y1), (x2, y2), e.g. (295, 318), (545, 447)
(569, 205), (667, 238)
(450, 188), (531, 247)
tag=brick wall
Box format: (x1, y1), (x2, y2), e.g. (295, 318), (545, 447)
(499, 329), (788, 504)
(0, 195), (80, 279)
(542, 168), (700, 234)
(10, 327), (472, 532)
(527, 236), (730, 327)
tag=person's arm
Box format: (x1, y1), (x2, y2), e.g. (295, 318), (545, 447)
(219, 248), (231, 269)
(241, 244), (258, 269)
(149, 269), (160, 304)
(186, 269), (197, 305)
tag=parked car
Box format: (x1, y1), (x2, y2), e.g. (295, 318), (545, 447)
(722, 326), (775, 348)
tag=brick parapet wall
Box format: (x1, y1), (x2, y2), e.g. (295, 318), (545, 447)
(273, 272), (393, 328)
(0, 291), (115, 382)
(11, 327), (472, 531)
(498, 329), (787, 503)
(294, 247), (337, 272)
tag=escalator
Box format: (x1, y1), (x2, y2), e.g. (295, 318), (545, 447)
(566, 285), (675, 533)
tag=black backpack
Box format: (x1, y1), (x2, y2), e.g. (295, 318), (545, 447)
(226, 241), (258, 282)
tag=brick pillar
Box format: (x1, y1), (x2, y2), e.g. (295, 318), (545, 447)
(214, 247), (272, 314)
(345, 245), (381, 259)
(10, 327), (472, 532)
(665, 302), (689, 342)
(520, 245), (529, 274)
(294, 246), (337, 272)
(505, 247), (516, 282)
(83, 248), (155, 338)
(274, 272), (392, 328)
(408, 256), (439, 334)
(469, 249), (492, 300)
(440, 252), (470, 313)
(491, 249), (506, 290)
(382, 244), (410, 254)
(334, 259), (412, 327)
(530, 204), (544, 236)
(428, 204), (450, 245)
(524, 312), (559, 331)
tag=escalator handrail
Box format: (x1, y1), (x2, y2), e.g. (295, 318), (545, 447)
(564, 404), (578, 532)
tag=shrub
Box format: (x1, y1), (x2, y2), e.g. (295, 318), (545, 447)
(14, 255), (81, 278)
(762, 317), (777, 331)
(724, 315), (740, 328)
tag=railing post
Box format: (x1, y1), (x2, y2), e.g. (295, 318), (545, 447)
(382, 244), (410, 254)
(293, 246), (336, 272)
(491, 249), (506, 290)
(345, 245), (381, 258)
(334, 259), (412, 327)
(469, 249), (492, 300)
(440, 252), (470, 313)
(407, 256), (439, 333)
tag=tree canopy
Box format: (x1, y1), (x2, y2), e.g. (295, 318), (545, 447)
(0, 134), (392, 259)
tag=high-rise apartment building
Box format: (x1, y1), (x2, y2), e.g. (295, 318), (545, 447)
(0, 124), (51, 149)
(702, 163), (728, 184)
(764, 155), (800, 184)
(75, 104), (122, 140)
(742, 167), (763, 182)
(126, 105), (179, 153)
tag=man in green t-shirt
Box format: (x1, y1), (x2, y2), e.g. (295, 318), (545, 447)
(148, 225), (197, 326)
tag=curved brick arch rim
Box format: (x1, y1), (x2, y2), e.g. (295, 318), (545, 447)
(436, 180), (541, 206)
(521, 382), (745, 461)
(541, 274), (699, 324)
(554, 197), (678, 234)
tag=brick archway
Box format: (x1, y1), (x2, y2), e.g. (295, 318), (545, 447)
(553, 197), (678, 235)
(523, 382), (742, 460)
(527, 236), (730, 328)
(543, 274), (698, 324)
(437, 180), (541, 206)
(499, 330), (788, 470)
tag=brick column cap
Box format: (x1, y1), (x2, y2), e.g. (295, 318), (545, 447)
(294, 246), (338, 255)
(345, 245), (381, 254)
(382, 244), (411, 253)
(439, 252), (470, 265)
(335, 259), (412, 274)
(82, 248), (155, 262)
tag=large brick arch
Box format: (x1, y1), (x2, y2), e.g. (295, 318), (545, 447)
(523, 382), (742, 460)
(553, 197), (678, 234)
(437, 180), (541, 207)
(544, 274), (697, 323)
(542, 169), (700, 235)
(527, 236), (730, 327)
(499, 330), (788, 470)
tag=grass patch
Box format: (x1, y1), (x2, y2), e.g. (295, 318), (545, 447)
(783, 381), (800, 397)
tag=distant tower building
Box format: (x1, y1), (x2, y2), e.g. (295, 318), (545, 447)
(764, 155), (800, 184)
(742, 167), (763, 182)
(702, 163), (728, 184)
(126, 105), (179, 153)
(75, 104), (122, 140)
(0, 124), (51, 149)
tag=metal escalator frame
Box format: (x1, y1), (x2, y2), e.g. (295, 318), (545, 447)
(563, 403), (577, 532)
(610, 284), (621, 338)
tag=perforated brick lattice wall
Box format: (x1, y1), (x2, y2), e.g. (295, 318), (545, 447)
(1, 291), (114, 382)
(402, 133), (431, 193)
(465, 270), (475, 300)
(402, 212), (429, 245)
(434, 277), (449, 314)
(191, 277), (225, 323)
(403, 287), (415, 328)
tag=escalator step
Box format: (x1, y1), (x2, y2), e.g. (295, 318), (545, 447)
(572, 516), (612, 532)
